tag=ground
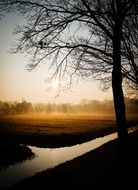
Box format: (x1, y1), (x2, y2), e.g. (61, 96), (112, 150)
(0, 114), (137, 148)
(4, 129), (138, 190)
(0, 141), (34, 171)
(0, 114), (138, 190)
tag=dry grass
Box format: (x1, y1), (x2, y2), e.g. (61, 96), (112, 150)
(0, 114), (116, 135)
(0, 114), (137, 148)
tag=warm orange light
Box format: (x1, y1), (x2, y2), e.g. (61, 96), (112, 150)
(51, 80), (59, 91)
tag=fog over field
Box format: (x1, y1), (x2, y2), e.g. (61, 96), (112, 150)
(0, 97), (138, 117)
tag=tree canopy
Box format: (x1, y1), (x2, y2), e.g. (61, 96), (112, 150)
(0, 0), (137, 92)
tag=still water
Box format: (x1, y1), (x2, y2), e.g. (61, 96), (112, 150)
(0, 132), (117, 189)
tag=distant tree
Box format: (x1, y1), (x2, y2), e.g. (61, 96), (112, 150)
(61, 103), (68, 113)
(34, 103), (45, 113)
(125, 97), (138, 114)
(0, 0), (138, 146)
(102, 99), (114, 113)
(46, 103), (52, 114)
(1, 101), (11, 114)
(21, 100), (33, 113)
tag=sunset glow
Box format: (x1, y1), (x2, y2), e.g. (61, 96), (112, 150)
(51, 80), (59, 92)
(0, 14), (112, 104)
(0, 2), (137, 190)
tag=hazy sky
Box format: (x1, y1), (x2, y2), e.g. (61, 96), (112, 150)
(0, 13), (112, 104)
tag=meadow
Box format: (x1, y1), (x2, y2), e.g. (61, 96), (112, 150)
(0, 113), (137, 148)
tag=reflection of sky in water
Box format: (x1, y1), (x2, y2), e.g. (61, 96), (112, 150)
(0, 133), (117, 189)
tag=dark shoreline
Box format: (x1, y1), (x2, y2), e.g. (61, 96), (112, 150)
(3, 129), (138, 190)
(0, 141), (35, 171)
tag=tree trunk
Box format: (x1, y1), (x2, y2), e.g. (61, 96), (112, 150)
(112, 18), (128, 148)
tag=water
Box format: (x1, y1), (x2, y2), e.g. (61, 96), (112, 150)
(0, 132), (117, 189)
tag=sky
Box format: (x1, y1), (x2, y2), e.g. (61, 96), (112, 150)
(0, 13), (112, 104)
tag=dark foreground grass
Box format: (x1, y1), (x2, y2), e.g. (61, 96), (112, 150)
(3, 129), (138, 190)
(0, 141), (35, 171)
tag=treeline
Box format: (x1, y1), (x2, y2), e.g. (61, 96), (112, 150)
(0, 97), (138, 115)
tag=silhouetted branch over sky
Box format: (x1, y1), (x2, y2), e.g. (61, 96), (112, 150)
(0, 0), (138, 146)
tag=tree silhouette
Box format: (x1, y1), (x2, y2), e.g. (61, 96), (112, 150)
(0, 0), (138, 146)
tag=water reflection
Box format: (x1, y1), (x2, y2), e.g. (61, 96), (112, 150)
(0, 132), (117, 189)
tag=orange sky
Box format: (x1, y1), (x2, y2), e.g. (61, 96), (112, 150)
(0, 14), (112, 104)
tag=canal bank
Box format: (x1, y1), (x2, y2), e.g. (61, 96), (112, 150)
(1, 128), (138, 189)
(5, 129), (138, 190)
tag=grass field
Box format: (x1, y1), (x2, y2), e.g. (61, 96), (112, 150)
(0, 114), (137, 148)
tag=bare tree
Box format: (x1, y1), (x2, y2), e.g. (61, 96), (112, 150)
(0, 0), (138, 146)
